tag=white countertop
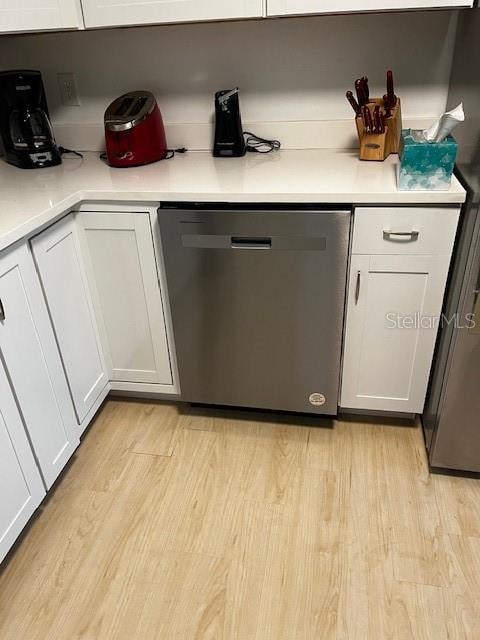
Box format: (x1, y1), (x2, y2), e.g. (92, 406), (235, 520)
(0, 149), (466, 252)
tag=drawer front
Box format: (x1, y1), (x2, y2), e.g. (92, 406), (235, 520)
(353, 207), (460, 255)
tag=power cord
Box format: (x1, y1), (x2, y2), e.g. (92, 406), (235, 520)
(243, 131), (281, 154)
(99, 148), (188, 162)
(165, 147), (188, 159)
(59, 146), (84, 159)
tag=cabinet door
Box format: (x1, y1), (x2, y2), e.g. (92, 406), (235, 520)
(0, 0), (83, 34)
(81, 0), (264, 28)
(0, 362), (45, 564)
(0, 243), (79, 489)
(267, 0), (471, 16)
(31, 215), (108, 426)
(79, 212), (173, 385)
(341, 254), (451, 414)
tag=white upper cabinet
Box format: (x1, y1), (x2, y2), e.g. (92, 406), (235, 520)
(0, 361), (45, 564)
(31, 215), (108, 430)
(0, 243), (79, 489)
(267, 0), (472, 17)
(0, 0), (83, 34)
(81, 0), (264, 29)
(78, 211), (173, 388)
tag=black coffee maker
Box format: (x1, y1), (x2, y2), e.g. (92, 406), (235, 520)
(0, 70), (61, 169)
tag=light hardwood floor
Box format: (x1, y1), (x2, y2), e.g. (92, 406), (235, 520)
(1, 399), (480, 639)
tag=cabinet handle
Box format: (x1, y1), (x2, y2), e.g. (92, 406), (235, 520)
(0, 298), (4, 321)
(383, 230), (419, 242)
(355, 271), (361, 304)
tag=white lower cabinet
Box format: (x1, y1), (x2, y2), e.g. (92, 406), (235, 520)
(341, 254), (451, 413)
(0, 362), (45, 564)
(0, 243), (79, 489)
(341, 206), (460, 414)
(78, 211), (173, 388)
(31, 215), (108, 428)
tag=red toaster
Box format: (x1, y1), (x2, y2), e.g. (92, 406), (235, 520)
(104, 90), (167, 168)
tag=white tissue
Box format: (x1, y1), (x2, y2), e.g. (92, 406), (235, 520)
(424, 103), (464, 144)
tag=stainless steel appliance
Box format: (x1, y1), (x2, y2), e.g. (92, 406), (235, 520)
(423, 8), (480, 473)
(159, 205), (351, 415)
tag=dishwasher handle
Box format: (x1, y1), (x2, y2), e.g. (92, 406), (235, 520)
(231, 237), (272, 250)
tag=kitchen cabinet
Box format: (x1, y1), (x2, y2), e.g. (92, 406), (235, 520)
(81, 0), (264, 29)
(341, 206), (460, 415)
(0, 243), (79, 489)
(0, 361), (45, 564)
(31, 215), (108, 429)
(267, 0), (472, 17)
(78, 211), (173, 388)
(0, 0), (83, 34)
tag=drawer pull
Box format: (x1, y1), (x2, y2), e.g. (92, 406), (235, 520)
(383, 230), (419, 242)
(0, 298), (4, 321)
(355, 271), (361, 304)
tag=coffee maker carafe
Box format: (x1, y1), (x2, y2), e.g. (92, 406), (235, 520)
(0, 70), (61, 169)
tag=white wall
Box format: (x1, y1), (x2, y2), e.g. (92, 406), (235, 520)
(0, 11), (458, 150)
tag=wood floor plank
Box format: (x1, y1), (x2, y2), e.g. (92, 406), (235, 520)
(1, 399), (480, 640)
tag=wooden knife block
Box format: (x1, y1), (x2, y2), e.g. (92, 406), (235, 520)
(355, 97), (402, 161)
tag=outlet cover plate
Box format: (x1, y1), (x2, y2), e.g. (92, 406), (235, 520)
(57, 72), (81, 107)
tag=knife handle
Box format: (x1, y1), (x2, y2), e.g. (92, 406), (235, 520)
(373, 105), (381, 133)
(361, 105), (369, 132)
(386, 70), (396, 106)
(355, 79), (366, 107)
(362, 76), (369, 102)
(362, 105), (374, 133)
(383, 94), (392, 118)
(346, 91), (361, 115)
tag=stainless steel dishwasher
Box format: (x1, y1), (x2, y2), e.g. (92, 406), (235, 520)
(159, 204), (351, 415)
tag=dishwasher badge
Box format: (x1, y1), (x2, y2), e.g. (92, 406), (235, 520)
(309, 393), (326, 407)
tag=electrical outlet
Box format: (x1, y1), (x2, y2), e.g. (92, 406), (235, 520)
(57, 72), (80, 107)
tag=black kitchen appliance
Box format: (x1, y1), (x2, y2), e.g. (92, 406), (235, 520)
(0, 70), (61, 169)
(213, 88), (246, 157)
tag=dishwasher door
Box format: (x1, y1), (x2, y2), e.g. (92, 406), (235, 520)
(159, 207), (351, 415)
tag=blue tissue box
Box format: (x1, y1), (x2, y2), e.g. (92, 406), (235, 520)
(398, 129), (458, 191)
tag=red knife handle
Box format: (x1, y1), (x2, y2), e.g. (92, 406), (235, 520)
(346, 91), (361, 115)
(386, 70), (396, 106)
(383, 94), (392, 118)
(362, 106), (372, 133)
(362, 76), (369, 102)
(373, 105), (381, 134)
(355, 79), (366, 107)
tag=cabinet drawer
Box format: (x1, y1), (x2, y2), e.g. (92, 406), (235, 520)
(353, 207), (460, 256)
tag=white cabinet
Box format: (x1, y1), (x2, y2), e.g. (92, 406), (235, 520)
(0, 0), (83, 34)
(341, 254), (451, 413)
(267, 0), (472, 17)
(0, 361), (45, 564)
(81, 0), (264, 29)
(341, 206), (460, 415)
(78, 211), (174, 389)
(31, 215), (108, 429)
(0, 243), (79, 489)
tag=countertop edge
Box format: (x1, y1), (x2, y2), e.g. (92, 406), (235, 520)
(0, 187), (467, 254)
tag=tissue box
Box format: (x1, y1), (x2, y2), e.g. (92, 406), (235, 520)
(398, 129), (458, 191)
